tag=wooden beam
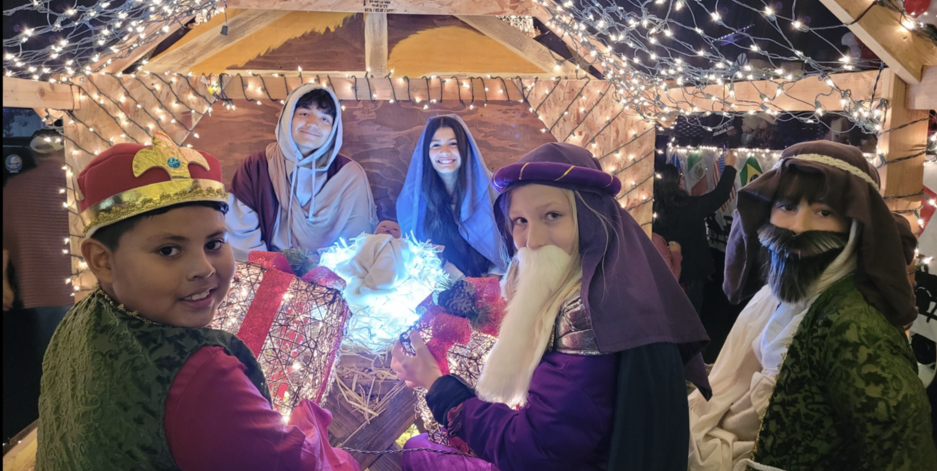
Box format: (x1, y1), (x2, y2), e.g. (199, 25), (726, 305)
(220, 73), (538, 101)
(818, 0), (937, 84)
(877, 69), (930, 233)
(94, 15), (195, 74)
(144, 10), (291, 74)
(224, 69), (579, 83)
(661, 70), (882, 112)
(528, 5), (609, 77)
(456, 15), (586, 78)
(908, 65), (937, 110)
(223, 0), (532, 15)
(2, 77), (79, 110)
(364, 13), (388, 77)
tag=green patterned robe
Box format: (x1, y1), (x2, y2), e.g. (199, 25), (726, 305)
(751, 276), (937, 470)
(36, 288), (271, 471)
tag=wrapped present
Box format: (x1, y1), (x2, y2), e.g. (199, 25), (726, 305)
(211, 251), (350, 421)
(402, 277), (506, 450)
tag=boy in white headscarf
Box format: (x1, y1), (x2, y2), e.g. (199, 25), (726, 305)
(227, 84), (378, 261)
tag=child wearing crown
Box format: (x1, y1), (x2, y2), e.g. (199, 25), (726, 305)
(36, 135), (359, 471)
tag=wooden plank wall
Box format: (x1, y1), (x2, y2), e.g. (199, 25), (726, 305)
(62, 73), (219, 297)
(183, 99), (557, 221)
(523, 79), (656, 233)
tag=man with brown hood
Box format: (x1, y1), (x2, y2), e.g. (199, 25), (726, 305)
(687, 140), (936, 470)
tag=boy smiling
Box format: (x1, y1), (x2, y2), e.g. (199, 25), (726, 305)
(37, 135), (358, 471)
(227, 84), (377, 261)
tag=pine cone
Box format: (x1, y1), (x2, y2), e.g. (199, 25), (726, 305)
(438, 280), (477, 320)
(280, 248), (317, 276)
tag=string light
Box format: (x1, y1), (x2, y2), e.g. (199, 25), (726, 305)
(530, 0), (907, 135)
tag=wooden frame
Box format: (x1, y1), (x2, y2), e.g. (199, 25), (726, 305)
(819, 0), (937, 84)
(2, 77), (80, 110)
(877, 69), (931, 231)
(93, 15), (196, 74)
(223, 0), (532, 16)
(662, 70), (884, 112)
(908, 65), (937, 111)
(144, 10), (292, 74)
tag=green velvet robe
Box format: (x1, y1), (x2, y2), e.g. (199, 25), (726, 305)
(751, 276), (937, 470)
(36, 288), (270, 471)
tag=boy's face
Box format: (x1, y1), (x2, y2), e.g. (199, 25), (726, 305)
(769, 197), (848, 235)
(291, 104), (334, 157)
(91, 206), (235, 327)
(507, 184), (577, 256)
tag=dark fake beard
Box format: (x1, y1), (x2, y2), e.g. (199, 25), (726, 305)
(758, 224), (849, 304)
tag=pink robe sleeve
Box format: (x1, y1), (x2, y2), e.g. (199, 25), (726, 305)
(165, 346), (360, 471)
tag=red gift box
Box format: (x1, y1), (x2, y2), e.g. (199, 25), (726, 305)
(404, 277), (506, 450)
(211, 251), (350, 420)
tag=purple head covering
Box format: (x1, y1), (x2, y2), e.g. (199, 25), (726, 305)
(493, 142), (711, 396)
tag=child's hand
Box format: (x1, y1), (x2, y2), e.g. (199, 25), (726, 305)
(390, 331), (442, 390)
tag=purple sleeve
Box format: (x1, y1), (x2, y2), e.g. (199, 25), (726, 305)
(455, 353), (617, 471)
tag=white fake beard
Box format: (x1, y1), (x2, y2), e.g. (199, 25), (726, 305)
(475, 245), (574, 408)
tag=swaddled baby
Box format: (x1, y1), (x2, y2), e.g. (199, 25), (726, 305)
(333, 221), (411, 307)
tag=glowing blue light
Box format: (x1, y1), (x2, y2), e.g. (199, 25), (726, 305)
(319, 233), (449, 352)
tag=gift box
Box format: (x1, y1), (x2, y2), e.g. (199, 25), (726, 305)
(402, 277), (506, 450)
(211, 251), (350, 421)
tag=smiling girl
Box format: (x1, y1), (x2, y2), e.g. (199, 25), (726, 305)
(397, 115), (506, 278)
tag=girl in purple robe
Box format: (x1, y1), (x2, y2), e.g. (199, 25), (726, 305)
(396, 115), (506, 278)
(392, 142), (712, 471)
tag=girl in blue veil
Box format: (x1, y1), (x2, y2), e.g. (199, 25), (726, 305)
(396, 115), (506, 278)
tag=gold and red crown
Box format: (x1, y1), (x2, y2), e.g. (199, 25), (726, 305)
(78, 133), (227, 236)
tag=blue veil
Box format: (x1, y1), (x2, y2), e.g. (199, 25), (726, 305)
(396, 114), (506, 273)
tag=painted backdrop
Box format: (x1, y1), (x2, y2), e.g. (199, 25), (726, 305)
(184, 100), (556, 221)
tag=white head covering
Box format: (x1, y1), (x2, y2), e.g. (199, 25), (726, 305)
(269, 83), (343, 222)
(267, 83), (376, 250)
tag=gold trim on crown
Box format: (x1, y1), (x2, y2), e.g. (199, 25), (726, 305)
(80, 179), (227, 235)
(132, 133), (210, 180)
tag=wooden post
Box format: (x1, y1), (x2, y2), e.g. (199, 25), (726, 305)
(877, 69), (930, 233)
(365, 13), (389, 77)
